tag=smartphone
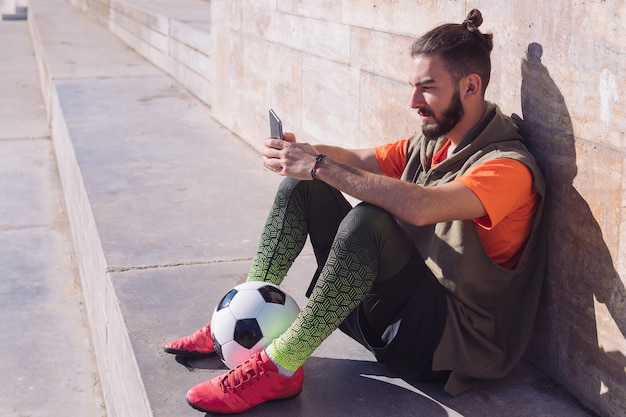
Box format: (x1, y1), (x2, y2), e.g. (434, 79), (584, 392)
(269, 109), (283, 140)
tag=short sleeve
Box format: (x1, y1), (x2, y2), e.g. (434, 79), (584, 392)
(455, 159), (535, 228)
(374, 139), (409, 179)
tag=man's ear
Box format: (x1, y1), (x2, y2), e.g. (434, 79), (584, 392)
(463, 74), (482, 99)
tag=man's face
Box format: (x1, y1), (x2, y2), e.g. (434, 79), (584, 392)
(408, 54), (464, 140)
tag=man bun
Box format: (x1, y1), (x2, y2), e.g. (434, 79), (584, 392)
(463, 9), (484, 32)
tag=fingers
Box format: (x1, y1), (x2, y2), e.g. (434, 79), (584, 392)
(262, 155), (283, 174)
(265, 132), (296, 144)
(261, 142), (282, 159)
(261, 135), (314, 178)
(261, 144), (283, 174)
(283, 132), (296, 142)
(264, 137), (286, 149)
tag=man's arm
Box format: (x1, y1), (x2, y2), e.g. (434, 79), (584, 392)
(312, 144), (384, 175)
(262, 137), (486, 227)
(315, 157), (485, 226)
(279, 133), (383, 175)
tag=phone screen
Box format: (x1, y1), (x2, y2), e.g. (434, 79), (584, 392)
(269, 109), (283, 140)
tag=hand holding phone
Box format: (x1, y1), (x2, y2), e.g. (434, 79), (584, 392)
(269, 109), (283, 140)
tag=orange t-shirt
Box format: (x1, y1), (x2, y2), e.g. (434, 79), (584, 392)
(375, 139), (537, 269)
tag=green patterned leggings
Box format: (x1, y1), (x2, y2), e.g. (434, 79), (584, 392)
(247, 178), (416, 371)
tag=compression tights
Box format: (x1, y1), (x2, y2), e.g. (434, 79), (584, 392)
(246, 178), (412, 371)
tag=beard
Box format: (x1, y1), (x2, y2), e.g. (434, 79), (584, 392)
(420, 89), (464, 140)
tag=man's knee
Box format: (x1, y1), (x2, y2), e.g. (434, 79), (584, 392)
(341, 203), (396, 233)
(277, 176), (303, 193)
(339, 203), (414, 276)
(277, 176), (336, 197)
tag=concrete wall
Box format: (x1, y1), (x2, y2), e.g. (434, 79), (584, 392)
(208, 4), (625, 416)
(64, 0), (625, 416)
(212, 4), (626, 415)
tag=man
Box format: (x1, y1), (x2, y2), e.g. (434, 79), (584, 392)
(165, 9), (546, 414)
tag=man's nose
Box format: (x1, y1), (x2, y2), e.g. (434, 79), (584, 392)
(410, 88), (424, 108)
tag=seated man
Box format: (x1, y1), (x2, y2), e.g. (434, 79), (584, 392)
(165, 9), (546, 414)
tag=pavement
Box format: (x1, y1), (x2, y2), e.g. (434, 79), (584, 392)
(0, 1), (602, 416)
(0, 17), (105, 417)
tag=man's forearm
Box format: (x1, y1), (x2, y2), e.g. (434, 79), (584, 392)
(310, 155), (485, 227)
(310, 156), (427, 225)
(313, 144), (383, 174)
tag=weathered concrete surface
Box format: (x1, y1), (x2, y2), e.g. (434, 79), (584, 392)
(0, 18), (105, 417)
(116, 260), (600, 417)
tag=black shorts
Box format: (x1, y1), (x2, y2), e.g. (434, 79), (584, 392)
(339, 249), (450, 382)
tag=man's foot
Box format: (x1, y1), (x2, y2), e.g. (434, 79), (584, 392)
(186, 350), (304, 414)
(164, 323), (215, 357)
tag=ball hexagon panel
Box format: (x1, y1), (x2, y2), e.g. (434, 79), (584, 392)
(211, 306), (237, 343)
(256, 297), (300, 339)
(219, 336), (275, 369)
(228, 288), (266, 319)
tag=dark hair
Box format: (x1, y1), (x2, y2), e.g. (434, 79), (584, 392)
(410, 9), (494, 94)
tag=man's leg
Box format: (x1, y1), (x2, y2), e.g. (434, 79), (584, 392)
(266, 202), (415, 370)
(164, 178), (351, 355)
(247, 177), (352, 285)
(340, 249), (450, 381)
(184, 202), (417, 414)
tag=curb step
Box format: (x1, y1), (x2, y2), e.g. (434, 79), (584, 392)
(2, 7), (27, 20)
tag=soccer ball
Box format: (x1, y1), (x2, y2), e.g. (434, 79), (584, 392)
(211, 281), (300, 369)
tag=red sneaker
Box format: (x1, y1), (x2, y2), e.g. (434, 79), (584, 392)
(186, 350), (304, 414)
(164, 323), (215, 357)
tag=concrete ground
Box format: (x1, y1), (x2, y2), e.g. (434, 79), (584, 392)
(1, 1), (603, 416)
(0, 17), (105, 417)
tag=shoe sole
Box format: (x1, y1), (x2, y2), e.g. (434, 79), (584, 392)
(163, 346), (216, 358)
(186, 390), (302, 414)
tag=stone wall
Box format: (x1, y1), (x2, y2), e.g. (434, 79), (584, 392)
(65, 1), (626, 416)
(209, 4), (625, 416)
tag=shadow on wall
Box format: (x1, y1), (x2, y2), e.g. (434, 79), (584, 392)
(515, 43), (626, 413)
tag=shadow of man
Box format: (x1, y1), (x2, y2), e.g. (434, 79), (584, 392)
(515, 42), (626, 415)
